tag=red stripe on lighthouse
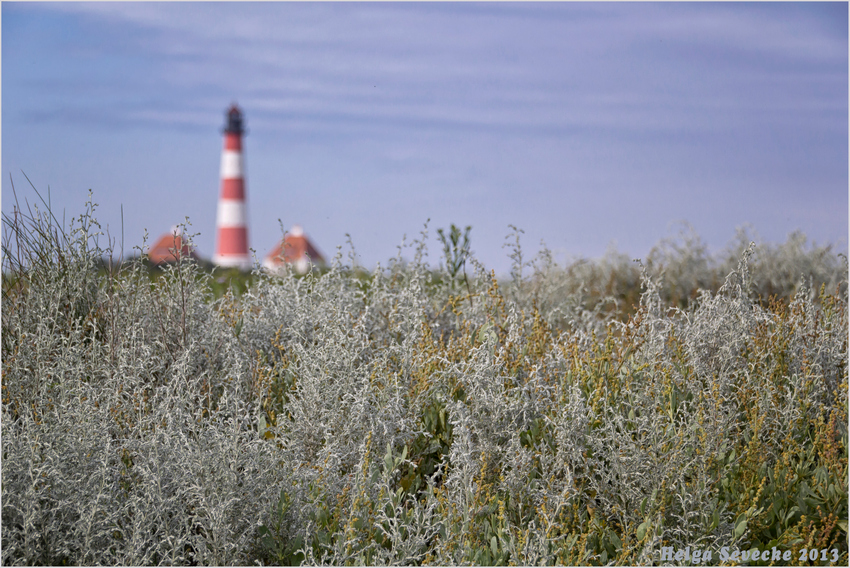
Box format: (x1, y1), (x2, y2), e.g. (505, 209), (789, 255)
(214, 104), (251, 270)
(216, 227), (249, 255)
(220, 179), (245, 200)
(224, 132), (242, 151)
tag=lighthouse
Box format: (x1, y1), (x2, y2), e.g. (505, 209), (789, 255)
(213, 104), (252, 269)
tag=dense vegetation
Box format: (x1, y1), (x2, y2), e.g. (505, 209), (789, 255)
(2, 192), (847, 565)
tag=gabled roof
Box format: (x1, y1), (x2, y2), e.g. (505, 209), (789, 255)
(148, 228), (199, 265)
(263, 225), (325, 273)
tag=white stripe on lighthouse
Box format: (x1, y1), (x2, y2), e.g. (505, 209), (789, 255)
(213, 252), (252, 268)
(220, 150), (243, 179)
(216, 199), (247, 227)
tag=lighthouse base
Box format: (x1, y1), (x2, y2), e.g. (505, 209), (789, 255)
(213, 254), (252, 271)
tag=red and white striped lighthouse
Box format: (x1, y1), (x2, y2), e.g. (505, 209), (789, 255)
(213, 103), (251, 269)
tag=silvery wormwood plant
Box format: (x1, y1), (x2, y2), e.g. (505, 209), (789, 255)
(3, 189), (847, 566)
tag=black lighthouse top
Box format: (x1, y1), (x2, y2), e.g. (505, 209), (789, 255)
(224, 104), (245, 135)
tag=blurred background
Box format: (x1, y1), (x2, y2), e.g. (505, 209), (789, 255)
(2, 1), (847, 275)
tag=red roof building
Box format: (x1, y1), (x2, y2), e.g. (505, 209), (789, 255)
(148, 227), (199, 265)
(263, 225), (325, 274)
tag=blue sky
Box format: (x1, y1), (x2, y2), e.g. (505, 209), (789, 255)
(2, 1), (847, 275)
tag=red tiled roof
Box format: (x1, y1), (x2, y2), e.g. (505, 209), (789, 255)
(264, 226), (324, 270)
(148, 231), (199, 265)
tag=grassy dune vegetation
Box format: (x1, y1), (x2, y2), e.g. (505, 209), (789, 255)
(2, 193), (848, 565)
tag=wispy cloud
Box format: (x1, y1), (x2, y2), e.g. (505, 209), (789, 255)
(20, 2), (846, 138)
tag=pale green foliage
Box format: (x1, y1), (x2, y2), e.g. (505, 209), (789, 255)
(2, 192), (847, 565)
